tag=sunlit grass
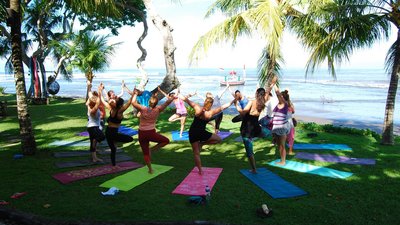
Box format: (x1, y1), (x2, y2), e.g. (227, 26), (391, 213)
(0, 94), (399, 225)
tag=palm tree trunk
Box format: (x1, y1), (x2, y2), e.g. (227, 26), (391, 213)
(382, 31), (400, 145)
(9, 0), (37, 155)
(142, 0), (180, 98)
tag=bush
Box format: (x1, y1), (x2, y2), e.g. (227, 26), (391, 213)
(0, 86), (5, 95)
(300, 122), (381, 141)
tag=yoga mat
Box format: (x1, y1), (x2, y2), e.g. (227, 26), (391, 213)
(55, 154), (132, 168)
(267, 159), (353, 179)
(53, 149), (122, 158)
(100, 164), (173, 191)
(172, 167), (223, 196)
(240, 168), (307, 199)
(52, 161), (143, 184)
(77, 126), (137, 137)
(292, 143), (352, 151)
(171, 131), (189, 141)
(118, 126), (138, 136)
(49, 140), (108, 147)
(217, 131), (233, 140)
(295, 152), (376, 165)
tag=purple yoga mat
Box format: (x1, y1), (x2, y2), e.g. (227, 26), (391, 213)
(295, 152), (376, 165)
(52, 161), (143, 184)
(217, 131), (233, 140)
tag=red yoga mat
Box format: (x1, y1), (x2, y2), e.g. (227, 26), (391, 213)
(52, 161), (143, 184)
(172, 167), (223, 196)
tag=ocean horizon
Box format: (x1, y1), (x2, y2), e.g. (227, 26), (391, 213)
(1, 67), (399, 134)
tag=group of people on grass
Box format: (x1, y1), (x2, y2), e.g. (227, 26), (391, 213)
(85, 76), (296, 175)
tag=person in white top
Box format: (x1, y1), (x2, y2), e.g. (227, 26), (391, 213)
(85, 82), (105, 163)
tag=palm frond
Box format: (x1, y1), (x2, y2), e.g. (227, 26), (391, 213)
(188, 14), (253, 65)
(205, 0), (252, 18)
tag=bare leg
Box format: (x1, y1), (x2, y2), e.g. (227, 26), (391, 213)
(180, 116), (186, 137)
(191, 142), (203, 175)
(248, 155), (257, 173)
(276, 135), (287, 165)
(203, 133), (222, 145)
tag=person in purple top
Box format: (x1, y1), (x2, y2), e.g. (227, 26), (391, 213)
(271, 87), (291, 165)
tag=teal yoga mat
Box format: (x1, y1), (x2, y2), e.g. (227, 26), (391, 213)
(267, 159), (353, 179)
(292, 143), (352, 151)
(240, 168), (307, 199)
(100, 164), (173, 191)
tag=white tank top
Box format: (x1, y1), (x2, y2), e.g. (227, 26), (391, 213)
(87, 109), (101, 127)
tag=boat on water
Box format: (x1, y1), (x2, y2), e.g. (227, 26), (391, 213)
(219, 65), (246, 86)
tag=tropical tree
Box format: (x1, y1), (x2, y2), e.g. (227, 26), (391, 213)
(7, 0), (37, 155)
(68, 32), (120, 97)
(289, 0), (397, 145)
(190, 0), (398, 144)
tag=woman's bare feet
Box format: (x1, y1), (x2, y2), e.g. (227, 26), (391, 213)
(276, 161), (286, 166)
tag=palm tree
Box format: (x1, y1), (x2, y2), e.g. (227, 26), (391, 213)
(8, 0), (37, 155)
(289, 0), (397, 145)
(68, 32), (120, 97)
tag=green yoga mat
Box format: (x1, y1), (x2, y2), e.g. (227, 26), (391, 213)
(99, 164), (173, 191)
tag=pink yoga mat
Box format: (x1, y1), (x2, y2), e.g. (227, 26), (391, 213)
(172, 167), (223, 196)
(52, 161), (143, 184)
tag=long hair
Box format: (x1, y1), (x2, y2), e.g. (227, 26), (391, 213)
(203, 97), (214, 111)
(149, 95), (159, 108)
(281, 90), (292, 107)
(116, 97), (124, 109)
(256, 88), (266, 112)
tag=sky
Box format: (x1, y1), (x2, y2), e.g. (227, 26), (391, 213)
(0, 0), (397, 71)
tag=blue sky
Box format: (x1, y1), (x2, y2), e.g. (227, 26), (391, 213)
(0, 0), (397, 71)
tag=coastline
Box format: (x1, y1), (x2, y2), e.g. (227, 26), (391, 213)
(295, 114), (400, 136)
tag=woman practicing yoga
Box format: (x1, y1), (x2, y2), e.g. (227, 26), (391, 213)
(131, 88), (174, 174)
(271, 87), (291, 166)
(99, 83), (134, 167)
(235, 78), (276, 173)
(85, 82), (105, 162)
(158, 87), (196, 137)
(180, 93), (234, 175)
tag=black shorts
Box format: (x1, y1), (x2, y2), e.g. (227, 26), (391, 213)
(87, 126), (105, 142)
(189, 129), (213, 143)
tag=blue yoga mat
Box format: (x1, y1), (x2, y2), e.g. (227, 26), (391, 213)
(172, 131), (189, 141)
(292, 143), (352, 151)
(240, 168), (307, 199)
(267, 159), (353, 179)
(118, 126), (138, 136)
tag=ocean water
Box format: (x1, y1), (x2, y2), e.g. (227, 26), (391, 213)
(1, 67), (399, 132)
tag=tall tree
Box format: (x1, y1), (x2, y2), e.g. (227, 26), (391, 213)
(8, 0), (37, 155)
(289, 0), (397, 145)
(68, 32), (120, 98)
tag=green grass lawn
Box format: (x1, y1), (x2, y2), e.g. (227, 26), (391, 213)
(0, 94), (399, 225)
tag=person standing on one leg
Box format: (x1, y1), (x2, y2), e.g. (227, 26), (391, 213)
(99, 83), (134, 167)
(180, 94), (234, 175)
(131, 88), (175, 174)
(86, 82), (105, 162)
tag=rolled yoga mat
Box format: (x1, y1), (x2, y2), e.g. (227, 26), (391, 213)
(172, 167), (223, 196)
(240, 168), (307, 199)
(54, 154), (133, 168)
(267, 159), (353, 179)
(52, 161), (143, 184)
(100, 164), (173, 191)
(295, 152), (376, 165)
(292, 143), (352, 151)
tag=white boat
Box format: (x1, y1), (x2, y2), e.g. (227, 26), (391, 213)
(219, 65), (246, 86)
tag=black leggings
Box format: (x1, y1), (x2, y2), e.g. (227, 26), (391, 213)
(87, 126), (105, 152)
(210, 112), (223, 130)
(105, 126), (133, 166)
